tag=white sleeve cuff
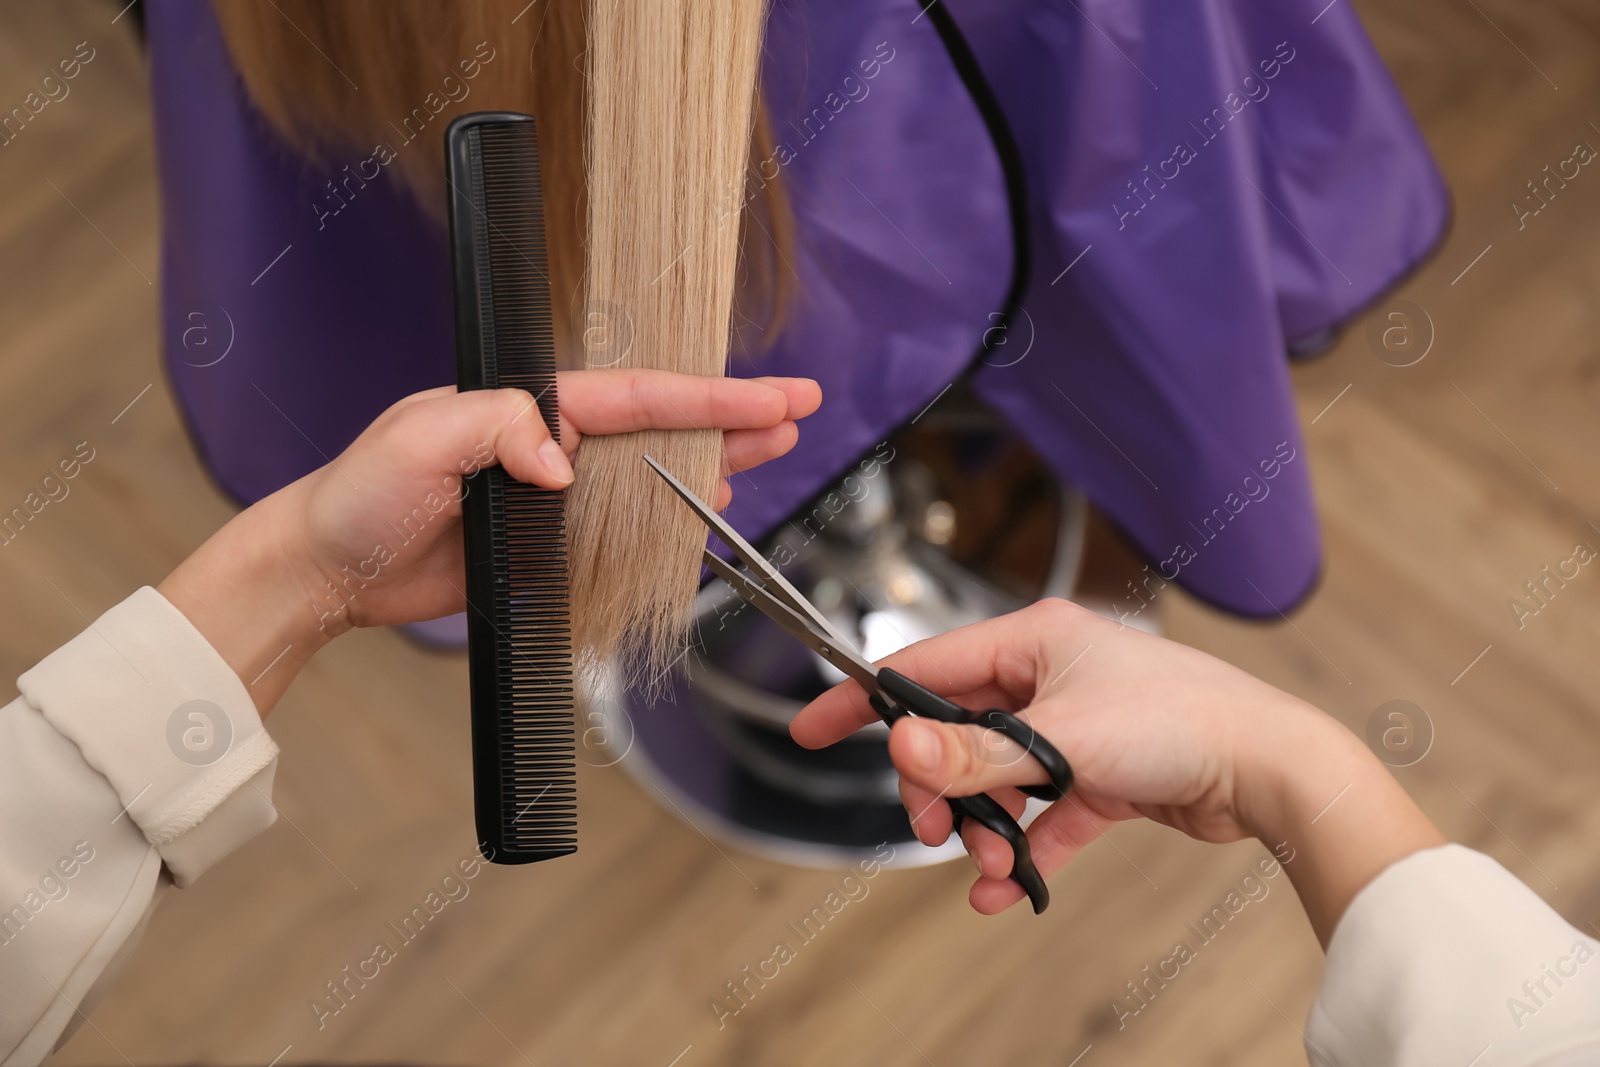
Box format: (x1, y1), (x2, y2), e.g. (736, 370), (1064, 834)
(1308, 844), (1600, 1066)
(16, 586), (278, 887)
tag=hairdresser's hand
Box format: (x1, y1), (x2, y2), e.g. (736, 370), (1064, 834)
(790, 599), (1443, 943)
(160, 369), (820, 716)
(286, 369), (818, 628)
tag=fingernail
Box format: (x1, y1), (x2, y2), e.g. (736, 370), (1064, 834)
(906, 723), (942, 774)
(538, 440), (574, 486)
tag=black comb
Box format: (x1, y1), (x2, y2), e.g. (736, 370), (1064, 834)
(445, 112), (576, 864)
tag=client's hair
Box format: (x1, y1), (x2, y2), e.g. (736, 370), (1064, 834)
(212, 0), (782, 676)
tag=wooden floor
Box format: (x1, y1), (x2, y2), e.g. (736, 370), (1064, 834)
(3, 2), (1599, 1064)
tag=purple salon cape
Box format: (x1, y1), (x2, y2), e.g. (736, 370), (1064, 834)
(146, 0), (1448, 617)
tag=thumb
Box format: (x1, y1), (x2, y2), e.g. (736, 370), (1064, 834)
(376, 388), (575, 491)
(889, 716), (1051, 798)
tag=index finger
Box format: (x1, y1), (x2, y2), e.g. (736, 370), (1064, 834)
(556, 369), (816, 436)
(789, 599), (1077, 749)
(749, 375), (823, 420)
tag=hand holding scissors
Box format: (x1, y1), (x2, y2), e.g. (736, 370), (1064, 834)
(647, 456), (1074, 913)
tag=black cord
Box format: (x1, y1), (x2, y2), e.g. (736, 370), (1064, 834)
(754, 0), (1034, 544)
(920, 0), (1032, 359)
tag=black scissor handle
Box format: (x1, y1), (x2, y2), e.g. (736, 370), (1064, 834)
(970, 709), (1073, 801)
(949, 794), (1049, 914)
(869, 679), (1069, 915)
(876, 669), (1073, 799)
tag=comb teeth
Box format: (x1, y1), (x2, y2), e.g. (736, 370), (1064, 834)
(447, 113), (575, 864)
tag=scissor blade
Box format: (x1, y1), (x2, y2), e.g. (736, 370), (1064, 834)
(701, 549), (881, 693)
(644, 454), (852, 646)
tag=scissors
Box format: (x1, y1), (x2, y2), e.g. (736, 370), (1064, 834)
(645, 455), (1074, 914)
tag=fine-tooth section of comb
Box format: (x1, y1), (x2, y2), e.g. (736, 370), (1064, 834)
(445, 112), (576, 864)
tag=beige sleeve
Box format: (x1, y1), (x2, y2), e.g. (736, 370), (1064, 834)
(1308, 844), (1600, 1067)
(0, 587), (279, 1066)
